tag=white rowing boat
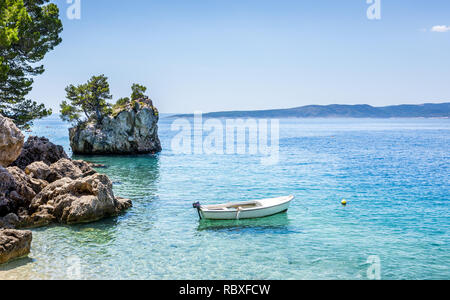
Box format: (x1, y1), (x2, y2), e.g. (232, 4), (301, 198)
(193, 195), (294, 220)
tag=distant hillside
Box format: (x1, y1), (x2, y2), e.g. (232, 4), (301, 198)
(171, 103), (450, 119)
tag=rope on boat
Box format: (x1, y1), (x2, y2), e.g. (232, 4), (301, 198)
(236, 207), (242, 220)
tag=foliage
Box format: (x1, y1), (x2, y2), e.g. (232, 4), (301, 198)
(111, 83), (150, 115)
(111, 96), (130, 113)
(60, 75), (113, 125)
(61, 78), (158, 124)
(0, 0), (63, 129)
(116, 97), (131, 107)
(131, 83), (147, 101)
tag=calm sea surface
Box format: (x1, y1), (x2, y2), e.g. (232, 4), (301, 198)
(1, 115), (449, 279)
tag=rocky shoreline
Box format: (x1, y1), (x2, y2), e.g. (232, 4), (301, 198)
(0, 115), (132, 265)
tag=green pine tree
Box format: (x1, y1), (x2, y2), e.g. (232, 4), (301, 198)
(0, 0), (63, 129)
(60, 75), (113, 125)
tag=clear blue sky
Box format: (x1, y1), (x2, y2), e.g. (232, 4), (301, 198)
(29, 0), (450, 113)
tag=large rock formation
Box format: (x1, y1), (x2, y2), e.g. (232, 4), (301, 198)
(1, 137), (132, 229)
(0, 137), (133, 266)
(0, 115), (24, 167)
(0, 158), (132, 228)
(0, 229), (32, 264)
(29, 173), (132, 225)
(69, 98), (162, 154)
(11, 136), (68, 170)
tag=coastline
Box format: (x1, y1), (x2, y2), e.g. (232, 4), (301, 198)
(169, 103), (450, 119)
(1, 116), (449, 280)
(1, 0), (449, 282)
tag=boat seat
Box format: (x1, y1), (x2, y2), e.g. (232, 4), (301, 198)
(204, 201), (262, 210)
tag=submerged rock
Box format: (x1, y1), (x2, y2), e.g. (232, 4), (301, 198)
(69, 99), (162, 154)
(0, 115), (24, 168)
(83, 161), (107, 169)
(0, 229), (32, 264)
(12, 136), (68, 170)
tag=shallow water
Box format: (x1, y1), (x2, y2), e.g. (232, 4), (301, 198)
(1, 116), (449, 279)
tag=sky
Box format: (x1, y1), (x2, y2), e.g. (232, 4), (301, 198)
(28, 0), (450, 114)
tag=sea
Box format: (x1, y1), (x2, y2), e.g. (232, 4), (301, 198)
(0, 115), (449, 279)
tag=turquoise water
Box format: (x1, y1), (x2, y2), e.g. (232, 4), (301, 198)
(1, 116), (449, 279)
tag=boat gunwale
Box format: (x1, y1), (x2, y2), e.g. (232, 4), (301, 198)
(200, 196), (294, 214)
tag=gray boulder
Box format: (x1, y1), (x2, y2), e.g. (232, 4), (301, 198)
(47, 158), (83, 182)
(11, 136), (68, 170)
(30, 173), (132, 225)
(25, 161), (52, 181)
(0, 213), (20, 229)
(0, 115), (24, 167)
(7, 167), (47, 204)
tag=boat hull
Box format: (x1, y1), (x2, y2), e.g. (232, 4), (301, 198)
(199, 196), (293, 220)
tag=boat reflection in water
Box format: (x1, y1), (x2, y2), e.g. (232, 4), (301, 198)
(196, 212), (295, 234)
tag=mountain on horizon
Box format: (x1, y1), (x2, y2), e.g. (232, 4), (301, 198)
(171, 103), (450, 119)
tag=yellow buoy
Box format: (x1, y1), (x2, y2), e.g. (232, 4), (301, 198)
(341, 199), (347, 206)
